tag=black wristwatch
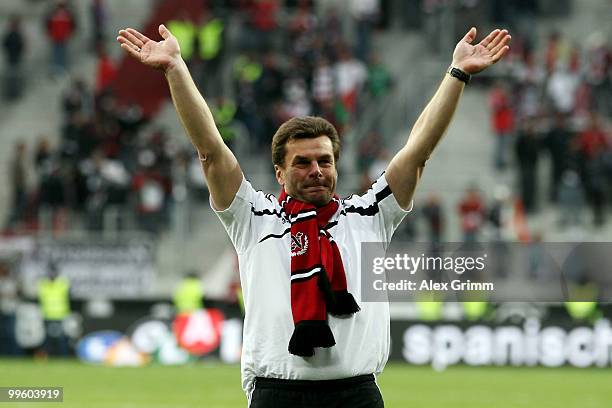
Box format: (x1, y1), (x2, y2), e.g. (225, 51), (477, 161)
(447, 66), (471, 84)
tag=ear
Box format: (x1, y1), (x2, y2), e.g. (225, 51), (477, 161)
(274, 164), (285, 186)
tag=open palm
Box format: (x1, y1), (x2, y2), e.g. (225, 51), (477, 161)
(117, 24), (181, 72)
(452, 28), (511, 75)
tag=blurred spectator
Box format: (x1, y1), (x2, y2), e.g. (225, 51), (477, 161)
(241, 0), (279, 51)
(574, 112), (609, 160)
(511, 50), (545, 121)
(583, 150), (608, 227)
(584, 32), (611, 116)
(173, 271), (204, 313)
(366, 52), (392, 99)
(317, 98), (349, 136)
(488, 81), (514, 170)
(311, 56), (335, 109)
(558, 169), (585, 228)
(234, 54), (263, 141)
(61, 111), (89, 159)
(212, 96), (238, 149)
(287, 0), (318, 62)
(573, 112), (609, 226)
(546, 61), (580, 116)
(321, 7), (343, 56)
(487, 185), (513, 241)
(335, 46), (367, 115)
(132, 151), (172, 233)
(544, 113), (572, 202)
(0, 263), (20, 355)
(38, 262), (71, 356)
(280, 62), (312, 120)
(544, 31), (571, 75)
(6, 142), (27, 229)
(45, 0), (77, 75)
(80, 150), (130, 230)
(350, 0), (380, 61)
(255, 52), (284, 108)
(422, 193), (444, 244)
(2, 15), (25, 100)
(515, 119), (542, 213)
(37, 159), (67, 221)
(62, 78), (93, 121)
(95, 46), (117, 94)
(35, 137), (53, 172)
(487, 185), (513, 277)
(196, 12), (226, 97)
(2, 15), (24, 68)
(458, 186), (485, 244)
(168, 11), (196, 66)
(90, 0), (107, 50)
(357, 131), (383, 173)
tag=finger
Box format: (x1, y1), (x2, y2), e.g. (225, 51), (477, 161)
(116, 35), (133, 48)
(119, 29), (144, 48)
(159, 24), (171, 40)
(462, 27), (477, 44)
(487, 29), (508, 51)
(479, 29), (500, 48)
(492, 45), (511, 63)
(490, 34), (511, 56)
(126, 28), (150, 44)
(119, 41), (141, 59)
(117, 36), (141, 54)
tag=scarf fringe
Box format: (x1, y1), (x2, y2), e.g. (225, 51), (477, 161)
(317, 272), (360, 317)
(328, 290), (361, 316)
(288, 320), (336, 357)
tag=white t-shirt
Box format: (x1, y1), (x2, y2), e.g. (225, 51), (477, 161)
(212, 173), (411, 394)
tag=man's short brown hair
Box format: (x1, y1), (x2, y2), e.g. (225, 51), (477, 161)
(271, 116), (341, 167)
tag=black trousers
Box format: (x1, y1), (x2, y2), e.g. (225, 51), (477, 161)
(249, 374), (384, 408)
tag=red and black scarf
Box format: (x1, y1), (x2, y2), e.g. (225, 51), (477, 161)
(279, 190), (360, 357)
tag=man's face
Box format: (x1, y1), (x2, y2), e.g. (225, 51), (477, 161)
(275, 136), (337, 207)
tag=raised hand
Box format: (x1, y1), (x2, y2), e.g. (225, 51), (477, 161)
(452, 28), (511, 75)
(117, 24), (181, 73)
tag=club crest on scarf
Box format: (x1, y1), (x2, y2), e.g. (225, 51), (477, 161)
(290, 232), (309, 257)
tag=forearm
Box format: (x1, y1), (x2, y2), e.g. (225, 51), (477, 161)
(164, 59), (225, 160)
(403, 73), (465, 165)
(384, 27), (510, 208)
(385, 71), (465, 208)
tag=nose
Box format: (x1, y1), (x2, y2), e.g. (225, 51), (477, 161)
(309, 161), (323, 178)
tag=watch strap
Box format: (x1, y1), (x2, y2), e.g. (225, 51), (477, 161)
(447, 66), (471, 84)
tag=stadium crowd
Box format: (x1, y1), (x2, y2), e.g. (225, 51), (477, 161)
(2, 0), (393, 235)
(487, 29), (611, 227)
(2, 0), (610, 242)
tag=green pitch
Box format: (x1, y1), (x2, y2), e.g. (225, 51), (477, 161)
(1, 359), (611, 408)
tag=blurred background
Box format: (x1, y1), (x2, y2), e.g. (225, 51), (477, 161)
(0, 0), (611, 406)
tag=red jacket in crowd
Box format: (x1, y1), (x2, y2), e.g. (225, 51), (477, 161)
(46, 6), (76, 44)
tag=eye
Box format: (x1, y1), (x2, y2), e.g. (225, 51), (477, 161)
(319, 159), (333, 167)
